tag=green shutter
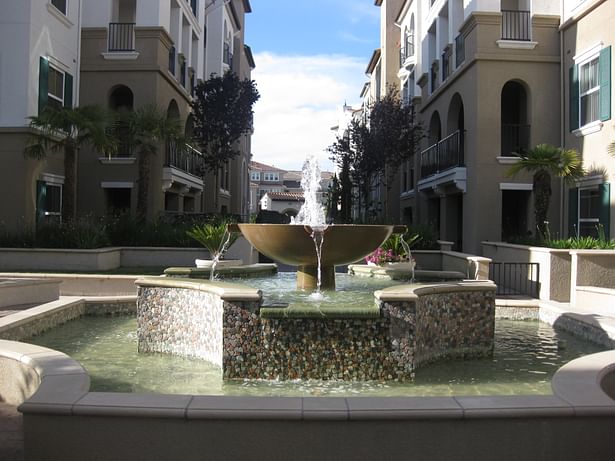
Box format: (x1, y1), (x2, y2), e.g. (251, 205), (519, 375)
(36, 180), (47, 223)
(599, 46), (611, 122)
(64, 72), (73, 108)
(569, 65), (579, 131)
(568, 187), (578, 237)
(38, 57), (49, 115)
(599, 182), (610, 239)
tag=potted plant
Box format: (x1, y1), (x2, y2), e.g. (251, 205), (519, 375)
(365, 233), (419, 268)
(186, 220), (242, 268)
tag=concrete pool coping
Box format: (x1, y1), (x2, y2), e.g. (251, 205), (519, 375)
(1, 276), (615, 459)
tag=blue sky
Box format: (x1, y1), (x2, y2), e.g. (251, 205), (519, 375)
(244, 0), (380, 171)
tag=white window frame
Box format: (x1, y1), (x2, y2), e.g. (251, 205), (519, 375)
(50, 0), (67, 15)
(263, 172), (279, 182)
(578, 55), (600, 128)
(250, 172), (261, 181)
(577, 185), (601, 237)
(48, 64), (65, 109)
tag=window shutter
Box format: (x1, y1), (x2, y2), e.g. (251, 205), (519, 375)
(599, 46), (611, 122)
(599, 182), (610, 239)
(36, 180), (47, 223)
(568, 187), (578, 237)
(38, 57), (49, 115)
(569, 65), (579, 131)
(64, 72), (73, 108)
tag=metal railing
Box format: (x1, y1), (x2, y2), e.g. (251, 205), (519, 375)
(169, 46), (176, 75)
(501, 123), (530, 156)
(442, 47), (452, 81)
(501, 10), (531, 41)
(180, 60), (186, 87)
(455, 33), (465, 67)
(430, 60), (439, 93)
(165, 141), (205, 177)
(399, 37), (415, 67)
(489, 262), (540, 298)
(108, 23), (135, 52)
(420, 130), (464, 178)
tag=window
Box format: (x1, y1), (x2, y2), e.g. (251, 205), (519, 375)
(48, 66), (65, 110)
(51, 0), (67, 15)
(250, 172), (261, 181)
(38, 57), (73, 114)
(578, 186), (601, 237)
(569, 183), (611, 239)
(570, 46), (611, 131)
(579, 57), (600, 126)
(36, 180), (62, 224)
(263, 172), (279, 181)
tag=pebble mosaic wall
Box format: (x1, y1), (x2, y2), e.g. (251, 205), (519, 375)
(137, 283), (496, 381)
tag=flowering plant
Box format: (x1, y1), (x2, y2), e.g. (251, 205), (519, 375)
(365, 247), (402, 265)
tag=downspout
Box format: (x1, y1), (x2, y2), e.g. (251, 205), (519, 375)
(559, 0), (566, 238)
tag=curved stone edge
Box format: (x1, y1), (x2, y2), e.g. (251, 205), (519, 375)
(0, 339), (89, 411)
(135, 277), (262, 302)
(9, 347), (615, 420)
(551, 349), (615, 415)
(164, 263), (277, 278)
(374, 280), (497, 302)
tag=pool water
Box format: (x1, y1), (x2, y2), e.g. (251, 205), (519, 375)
(27, 314), (606, 397)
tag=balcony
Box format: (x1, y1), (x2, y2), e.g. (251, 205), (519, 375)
(430, 60), (439, 93)
(418, 131), (466, 194)
(399, 37), (415, 68)
(501, 10), (531, 41)
(501, 123), (530, 157)
(165, 140), (205, 178)
(108, 23), (135, 52)
(169, 46), (176, 75)
(455, 34), (465, 68)
(441, 46), (452, 82)
(420, 131), (464, 178)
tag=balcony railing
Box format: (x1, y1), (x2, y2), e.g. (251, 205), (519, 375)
(489, 262), (540, 298)
(430, 60), (439, 93)
(420, 130), (465, 178)
(108, 23), (135, 52)
(442, 47), (452, 81)
(501, 123), (530, 156)
(169, 46), (176, 75)
(223, 42), (233, 67)
(180, 60), (186, 87)
(455, 34), (465, 67)
(165, 140), (204, 177)
(399, 37), (415, 67)
(501, 10), (531, 41)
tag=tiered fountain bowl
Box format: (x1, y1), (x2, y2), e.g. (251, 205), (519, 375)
(232, 223), (406, 290)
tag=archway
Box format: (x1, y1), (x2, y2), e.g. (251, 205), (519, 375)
(501, 80), (529, 156)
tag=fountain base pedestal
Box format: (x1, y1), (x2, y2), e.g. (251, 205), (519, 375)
(297, 265), (336, 290)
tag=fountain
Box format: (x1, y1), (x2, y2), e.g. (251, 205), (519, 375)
(232, 155), (405, 290)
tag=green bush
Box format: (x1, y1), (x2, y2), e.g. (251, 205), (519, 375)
(35, 217), (110, 249)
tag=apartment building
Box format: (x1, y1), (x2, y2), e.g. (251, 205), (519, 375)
(77, 0), (254, 219)
(561, 0), (613, 240)
(368, 0), (593, 253)
(0, 0), (82, 231)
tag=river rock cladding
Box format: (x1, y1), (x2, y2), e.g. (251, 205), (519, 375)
(137, 286), (495, 381)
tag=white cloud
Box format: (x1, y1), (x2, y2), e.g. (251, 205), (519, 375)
(251, 52), (367, 172)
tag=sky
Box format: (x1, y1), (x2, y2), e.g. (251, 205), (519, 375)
(244, 0), (380, 172)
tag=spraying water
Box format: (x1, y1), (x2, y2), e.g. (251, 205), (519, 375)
(210, 229), (234, 281)
(400, 238), (416, 283)
(291, 154), (328, 294)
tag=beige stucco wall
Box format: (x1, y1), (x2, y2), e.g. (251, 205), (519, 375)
(0, 129), (65, 232)
(561, 1), (615, 237)
(416, 12), (561, 254)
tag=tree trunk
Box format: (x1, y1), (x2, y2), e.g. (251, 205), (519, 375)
(137, 151), (151, 223)
(533, 170), (552, 238)
(62, 142), (77, 222)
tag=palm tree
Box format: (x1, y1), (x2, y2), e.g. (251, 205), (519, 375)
(506, 143), (584, 238)
(123, 105), (181, 222)
(24, 105), (117, 222)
